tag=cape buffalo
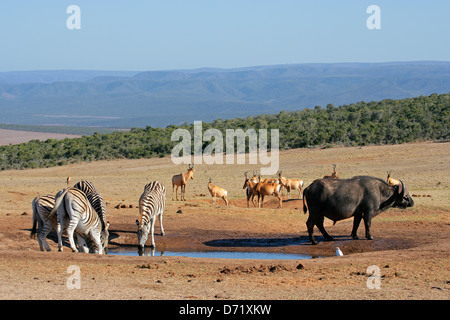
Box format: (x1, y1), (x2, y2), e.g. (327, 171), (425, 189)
(302, 176), (414, 244)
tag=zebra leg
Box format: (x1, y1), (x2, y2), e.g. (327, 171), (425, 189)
(35, 217), (45, 251)
(89, 230), (103, 254)
(66, 217), (80, 252)
(56, 217), (64, 252)
(159, 213), (165, 236)
(149, 217), (156, 248)
(38, 220), (54, 252)
(76, 234), (89, 253)
(66, 229), (78, 252)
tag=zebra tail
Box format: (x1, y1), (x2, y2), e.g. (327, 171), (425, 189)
(49, 187), (70, 218)
(30, 197), (39, 239)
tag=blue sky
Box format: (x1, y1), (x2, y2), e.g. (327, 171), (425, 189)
(0, 0), (448, 71)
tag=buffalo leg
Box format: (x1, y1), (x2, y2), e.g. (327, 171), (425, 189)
(306, 216), (317, 245)
(316, 217), (334, 241)
(363, 215), (373, 240)
(351, 214), (362, 239)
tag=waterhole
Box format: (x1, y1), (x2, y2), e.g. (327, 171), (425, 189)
(108, 247), (322, 260)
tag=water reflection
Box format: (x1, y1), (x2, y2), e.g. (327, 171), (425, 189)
(110, 247), (322, 260)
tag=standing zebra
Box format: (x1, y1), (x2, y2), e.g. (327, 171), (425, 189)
(73, 180), (108, 232)
(30, 195), (56, 252)
(135, 181), (166, 252)
(51, 187), (109, 254)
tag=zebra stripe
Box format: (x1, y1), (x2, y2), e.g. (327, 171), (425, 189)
(73, 180), (107, 231)
(136, 181), (166, 251)
(52, 187), (108, 254)
(30, 195), (56, 252)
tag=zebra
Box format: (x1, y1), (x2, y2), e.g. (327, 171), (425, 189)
(51, 187), (109, 254)
(30, 195), (56, 252)
(72, 180), (108, 232)
(135, 181), (166, 252)
(30, 194), (90, 252)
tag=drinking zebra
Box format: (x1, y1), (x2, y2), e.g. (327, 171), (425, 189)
(135, 181), (166, 252)
(51, 187), (109, 254)
(73, 180), (108, 232)
(30, 195), (56, 252)
(30, 194), (88, 252)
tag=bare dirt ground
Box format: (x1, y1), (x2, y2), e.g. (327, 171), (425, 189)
(0, 141), (449, 300)
(0, 129), (81, 146)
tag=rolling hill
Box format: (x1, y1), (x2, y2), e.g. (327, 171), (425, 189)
(0, 61), (449, 128)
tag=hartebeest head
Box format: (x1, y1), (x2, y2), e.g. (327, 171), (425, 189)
(323, 164), (338, 179)
(387, 171), (401, 186)
(243, 171), (250, 189)
(187, 164), (195, 180)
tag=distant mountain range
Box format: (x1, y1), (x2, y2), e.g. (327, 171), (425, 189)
(0, 61), (449, 128)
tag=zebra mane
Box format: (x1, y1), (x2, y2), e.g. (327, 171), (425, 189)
(73, 180), (107, 230)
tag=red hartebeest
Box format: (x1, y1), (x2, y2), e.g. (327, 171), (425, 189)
(387, 171), (401, 186)
(172, 164), (195, 201)
(255, 176), (283, 208)
(243, 171), (259, 207)
(208, 178), (229, 206)
(323, 164), (339, 179)
(278, 171), (304, 199)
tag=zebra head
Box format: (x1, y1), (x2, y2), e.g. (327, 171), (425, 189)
(136, 219), (149, 253)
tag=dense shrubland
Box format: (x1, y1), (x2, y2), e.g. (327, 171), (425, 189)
(1, 93), (448, 170)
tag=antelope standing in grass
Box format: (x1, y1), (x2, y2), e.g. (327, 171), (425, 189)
(255, 176), (283, 208)
(207, 178), (229, 206)
(278, 171), (304, 199)
(172, 164), (195, 201)
(323, 164), (339, 179)
(243, 171), (259, 207)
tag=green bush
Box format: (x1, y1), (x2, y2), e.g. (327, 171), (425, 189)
(0, 94), (448, 170)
